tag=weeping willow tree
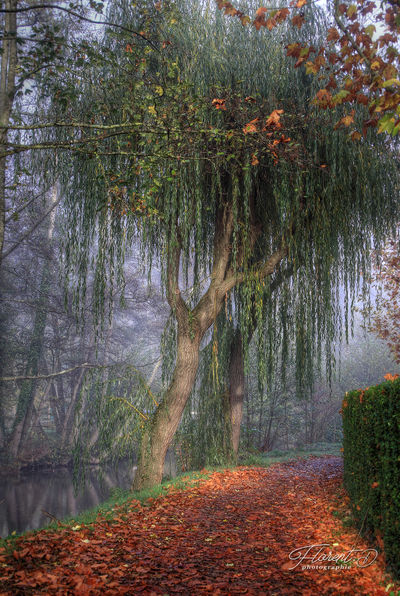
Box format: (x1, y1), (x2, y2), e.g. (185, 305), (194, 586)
(32, 0), (400, 489)
(178, 259), (295, 468)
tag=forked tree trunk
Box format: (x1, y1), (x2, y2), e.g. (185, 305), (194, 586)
(132, 204), (287, 491)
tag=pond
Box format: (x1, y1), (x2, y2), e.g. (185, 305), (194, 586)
(0, 453), (177, 538)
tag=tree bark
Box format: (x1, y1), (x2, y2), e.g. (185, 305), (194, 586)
(60, 368), (86, 451)
(133, 332), (202, 489)
(228, 329), (244, 457)
(7, 262), (52, 458)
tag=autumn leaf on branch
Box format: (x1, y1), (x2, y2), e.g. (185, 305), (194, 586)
(214, 0), (400, 137)
(384, 373), (399, 381)
(334, 110), (355, 129)
(243, 117), (259, 134)
(265, 109), (283, 127)
(212, 98), (227, 110)
(251, 153), (259, 165)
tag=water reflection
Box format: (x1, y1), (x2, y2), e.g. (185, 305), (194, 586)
(0, 453), (176, 538)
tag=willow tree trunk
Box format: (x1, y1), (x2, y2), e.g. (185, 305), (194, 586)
(228, 329), (244, 457)
(133, 332), (201, 489)
(132, 204), (287, 491)
(226, 264), (293, 456)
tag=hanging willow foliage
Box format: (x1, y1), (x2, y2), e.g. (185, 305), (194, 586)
(73, 362), (160, 483)
(30, 0), (400, 472)
(159, 2), (399, 463)
(176, 311), (234, 470)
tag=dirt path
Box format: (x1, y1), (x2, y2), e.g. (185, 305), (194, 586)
(1, 456), (398, 595)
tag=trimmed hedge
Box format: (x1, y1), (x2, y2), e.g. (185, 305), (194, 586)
(342, 376), (400, 578)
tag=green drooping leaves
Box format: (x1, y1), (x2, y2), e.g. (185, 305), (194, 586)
(73, 363), (160, 481)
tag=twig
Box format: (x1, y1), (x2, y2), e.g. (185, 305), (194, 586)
(0, 363), (95, 382)
(41, 509), (62, 525)
(0, 4), (159, 51)
(2, 193), (62, 260)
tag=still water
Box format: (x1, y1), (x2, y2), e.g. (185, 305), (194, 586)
(0, 453), (176, 538)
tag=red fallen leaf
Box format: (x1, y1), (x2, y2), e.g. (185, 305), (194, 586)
(281, 561), (295, 570)
(376, 531), (385, 550)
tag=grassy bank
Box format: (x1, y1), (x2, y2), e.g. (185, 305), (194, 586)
(239, 442), (342, 467)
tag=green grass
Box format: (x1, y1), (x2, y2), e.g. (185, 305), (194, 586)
(239, 442), (342, 467)
(0, 443), (342, 546)
(72, 468), (215, 525)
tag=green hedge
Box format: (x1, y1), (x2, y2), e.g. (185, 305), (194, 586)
(342, 376), (400, 578)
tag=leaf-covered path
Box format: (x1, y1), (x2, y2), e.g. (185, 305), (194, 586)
(1, 456), (399, 595)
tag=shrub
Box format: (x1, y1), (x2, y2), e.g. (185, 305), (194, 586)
(342, 375), (400, 578)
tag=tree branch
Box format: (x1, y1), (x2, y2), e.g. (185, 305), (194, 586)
(0, 4), (159, 50)
(2, 192), (61, 259)
(166, 229), (189, 319)
(5, 187), (49, 223)
(1, 121), (142, 131)
(211, 203), (234, 285)
(333, 0), (371, 67)
(0, 362), (96, 382)
(193, 203), (235, 331)
(220, 244), (288, 296)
